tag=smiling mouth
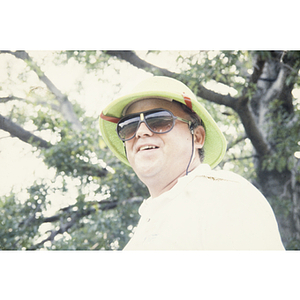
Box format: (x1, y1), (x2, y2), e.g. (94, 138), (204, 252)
(139, 145), (159, 151)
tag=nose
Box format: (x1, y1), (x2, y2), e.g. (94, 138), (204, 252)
(136, 121), (153, 138)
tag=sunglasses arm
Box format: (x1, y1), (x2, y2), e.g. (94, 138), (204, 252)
(176, 116), (194, 133)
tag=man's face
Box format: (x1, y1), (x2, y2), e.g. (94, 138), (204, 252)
(124, 99), (204, 187)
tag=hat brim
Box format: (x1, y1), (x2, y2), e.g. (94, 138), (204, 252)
(99, 90), (227, 169)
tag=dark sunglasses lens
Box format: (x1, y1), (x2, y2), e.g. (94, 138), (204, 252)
(117, 110), (175, 141)
(146, 110), (174, 133)
(117, 115), (140, 140)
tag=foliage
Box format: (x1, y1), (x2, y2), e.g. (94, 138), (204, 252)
(59, 50), (112, 71)
(43, 198), (142, 251)
(0, 183), (50, 250)
(0, 50), (149, 250)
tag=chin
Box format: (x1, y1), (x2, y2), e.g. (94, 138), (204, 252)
(133, 161), (162, 179)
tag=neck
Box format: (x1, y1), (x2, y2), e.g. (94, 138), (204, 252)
(147, 177), (180, 198)
(145, 160), (200, 198)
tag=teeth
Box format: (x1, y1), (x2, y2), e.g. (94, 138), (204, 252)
(140, 145), (157, 151)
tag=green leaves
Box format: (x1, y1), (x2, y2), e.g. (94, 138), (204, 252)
(261, 99), (300, 174)
(58, 50), (112, 72)
(0, 182), (49, 250)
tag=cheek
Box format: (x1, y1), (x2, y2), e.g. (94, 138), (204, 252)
(164, 129), (191, 154)
(172, 126), (192, 143)
(124, 141), (133, 160)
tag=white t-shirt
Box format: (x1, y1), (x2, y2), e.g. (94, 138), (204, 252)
(124, 164), (285, 250)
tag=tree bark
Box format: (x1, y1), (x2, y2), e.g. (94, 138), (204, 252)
(248, 53), (300, 246)
(0, 113), (51, 148)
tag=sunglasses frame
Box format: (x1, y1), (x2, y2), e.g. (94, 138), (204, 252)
(116, 108), (192, 141)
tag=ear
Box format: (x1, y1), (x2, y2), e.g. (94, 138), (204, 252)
(193, 125), (205, 150)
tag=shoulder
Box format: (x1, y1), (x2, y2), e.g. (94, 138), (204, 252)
(184, 166), (284, 250)
(186, 165), (260, 201)
(193, 164), (250, 184)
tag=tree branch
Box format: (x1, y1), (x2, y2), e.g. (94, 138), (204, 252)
(0, 113), (51, 148)
(235, 100), (270, 156)
(1, 51), (65, 99)
(0, 113), (108, 178)
(0, 95), (60, 111)
(29, 197), (143, 250)
(262, 67), (288, 104)
(105, 50), (238, 108)
(286, 114), (300, 130)
(225, 154), (258, 163)
(105, 50), (271, 156)
(105, 50), (175, 77)
(250, 55), (266, 84)
(226, 134), (247, 151)
(1, 50), (83, 132)
(43, 198), (142, 223)
(204, 81), (270, 156)
(231, 54), (271, 157)
(197, 85), (237, 109)
(0, 96), (26, 103)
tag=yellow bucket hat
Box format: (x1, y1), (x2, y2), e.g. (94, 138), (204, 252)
(99, 76), (227, 168)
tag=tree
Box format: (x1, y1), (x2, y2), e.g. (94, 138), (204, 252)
(0, 50), (299, 250)
(0, 50), (148, 250)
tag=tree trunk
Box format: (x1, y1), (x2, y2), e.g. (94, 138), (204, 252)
(249, 52), (300, 248)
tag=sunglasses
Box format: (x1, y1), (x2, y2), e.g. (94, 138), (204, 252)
(116, 109), (192, 141)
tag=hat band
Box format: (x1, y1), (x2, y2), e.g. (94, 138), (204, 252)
(182, 93), (193, 110)
(100, 112), (120, 124)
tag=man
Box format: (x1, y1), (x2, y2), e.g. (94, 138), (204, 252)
(99, 76), (285, 250)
